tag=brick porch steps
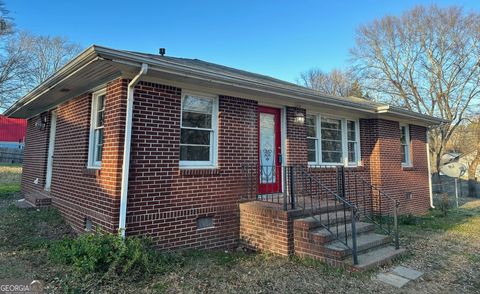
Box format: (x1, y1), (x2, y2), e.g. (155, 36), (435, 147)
(311, 222), (375, 243)
(24, 192), (52, 207)
(326, 233), (392, 258)
(296, 210), (353, 228)
(347, 246), (407, 271)
(293, 204), (406, 271)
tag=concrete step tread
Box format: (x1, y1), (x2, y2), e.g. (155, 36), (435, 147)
(311, 222), (374, 238)
(302, 210), (353, 223)
(349, 246), (408, 270)
(326, 232), (391, 253)
(15, 199), (35, 209)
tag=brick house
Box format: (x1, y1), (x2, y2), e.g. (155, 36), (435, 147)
(5, 46), (444, 269)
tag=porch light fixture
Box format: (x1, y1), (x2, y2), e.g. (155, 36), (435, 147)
(35, 115), (47, 130)
(294, 110), (305, 125)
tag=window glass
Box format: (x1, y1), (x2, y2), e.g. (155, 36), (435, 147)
(307, 115), (360, 166)
(180, 95), (216, 165)
(347, 120), (357, 163)
(321, 117), (343, 163)
(306, 115), (317, 163)
(89, 92), (105, 167)
(400, 125), (410, 164)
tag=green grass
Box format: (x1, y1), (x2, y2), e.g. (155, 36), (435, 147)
(0, 184), (20, 194)
(400, 200), (480, 239)
(1, 205), (70, 250)
(0, 163), (21, 195)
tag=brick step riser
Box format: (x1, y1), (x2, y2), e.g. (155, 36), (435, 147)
(25, 194), (52, 208)
(329, 236), (393, 259)
(299, 214), (353, 231)
(309, 224), (376, 244)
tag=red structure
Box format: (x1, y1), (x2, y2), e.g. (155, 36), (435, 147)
(0, 115), (27, 144)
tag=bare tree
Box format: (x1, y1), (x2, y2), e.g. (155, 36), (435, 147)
(15, 32), (81, 88)
(0, 0), (23, 111)
(297, 68), (364, 97)
(0, 31), (81, 111)
(350, 5), (480, 173)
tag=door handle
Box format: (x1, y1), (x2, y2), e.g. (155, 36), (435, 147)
(278, 154), (282, 164)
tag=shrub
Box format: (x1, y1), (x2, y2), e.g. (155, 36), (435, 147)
(399, 214), (417, 225)
(439, 193), (450, 217)
(49, 231), (180, 280)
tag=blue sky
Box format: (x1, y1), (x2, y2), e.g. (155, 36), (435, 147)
(5, 0), (480, 82)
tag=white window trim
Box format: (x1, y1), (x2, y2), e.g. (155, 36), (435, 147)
(179, 91), (219, 169)
(346, 119), (361, 166)
(87, 89), (106, 169)
(307, 114), (318, 165)
(307, 113), (362, 167)
(400, 123), (412, 167)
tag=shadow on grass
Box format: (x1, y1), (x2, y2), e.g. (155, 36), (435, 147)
(0, 193), (75, 250)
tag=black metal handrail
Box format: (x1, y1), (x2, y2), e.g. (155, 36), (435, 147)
(241, 164), (359, 264)
(342, 168), (400, 250)
(241, 164), (295, 210)
(297, 166), (359, 265)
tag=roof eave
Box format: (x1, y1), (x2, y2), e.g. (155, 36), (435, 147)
(3, 46), (100, 117)
(94, 46), (382, 113)
(5, 45), (446, 126)
(378, 105), (448, 126)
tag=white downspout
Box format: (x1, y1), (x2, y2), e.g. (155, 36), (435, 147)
(119, 63), (148, 238)
(426, 129), (435, 208)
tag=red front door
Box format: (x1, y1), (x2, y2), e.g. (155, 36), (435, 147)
(258, 106), (282, 194)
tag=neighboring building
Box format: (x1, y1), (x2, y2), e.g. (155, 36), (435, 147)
(5, 46), (444, 269)
(0, 115), (27, 149)
(0, 115), (27, 163)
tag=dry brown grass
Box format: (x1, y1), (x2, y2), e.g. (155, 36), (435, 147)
(0, 164), (22, 193)
(0, 186), (479, 293)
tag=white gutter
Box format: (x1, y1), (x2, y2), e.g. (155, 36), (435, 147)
(426, 130), (435, 208)
(119, 63), (148, 238)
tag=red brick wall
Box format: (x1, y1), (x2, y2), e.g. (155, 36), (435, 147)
(22, 78), (128, 232)
(21, 75), (431, 253)
(293, 218), (345, 267)
(22, 114), (50, 196)
(126, 82), (258, 249)
(239, 201), (293, 256)
(300, 118), (430, 215)
(360, 119), (430, 214)
(286, 107), (307, 165)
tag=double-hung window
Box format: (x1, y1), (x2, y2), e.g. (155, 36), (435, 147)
(180, 93), (218, 167)
(306, 115), (318, 163)
(400, 124), (411, 166)
(321, 117), (343, 163)
(347, 120), (359, 163)
(88, 89), (106, 168)
(307, 114), (360, 166)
